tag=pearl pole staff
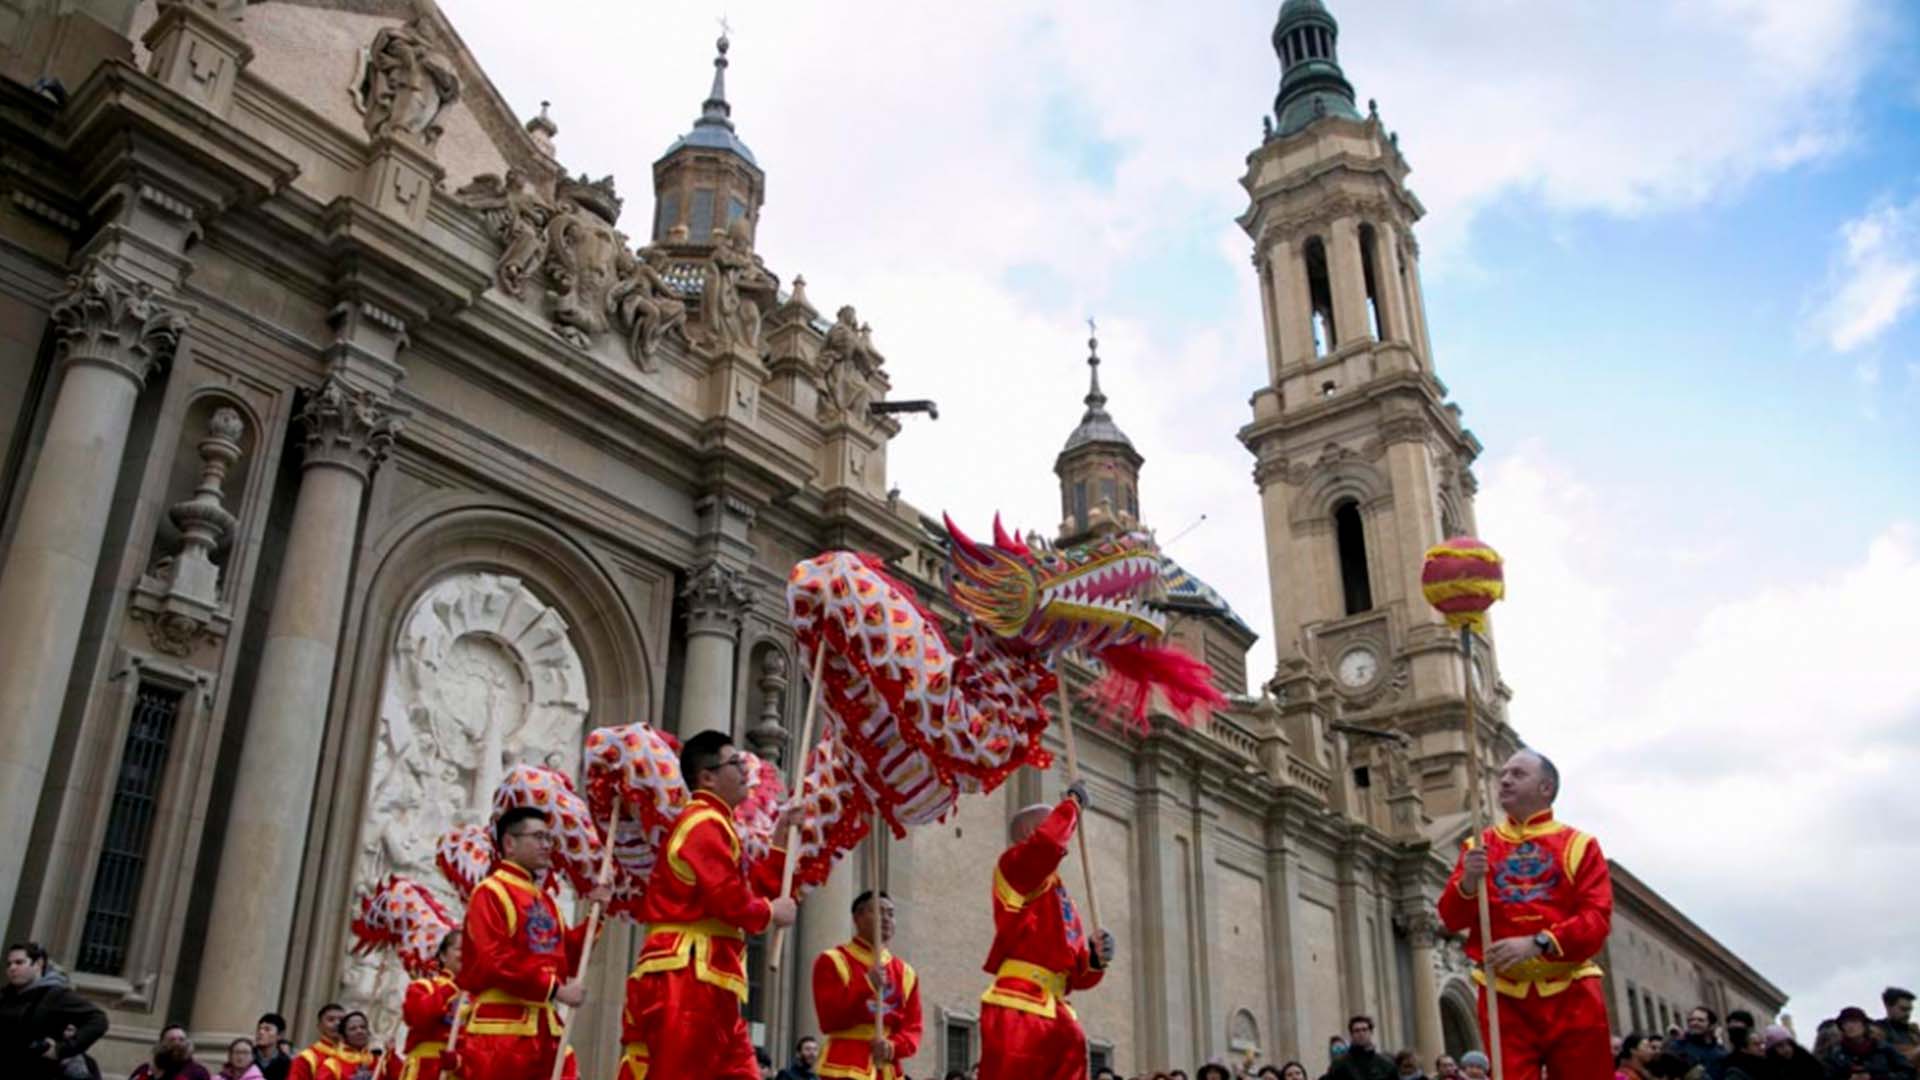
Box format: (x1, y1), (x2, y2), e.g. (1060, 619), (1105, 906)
(1421, 536), (1507, 1080)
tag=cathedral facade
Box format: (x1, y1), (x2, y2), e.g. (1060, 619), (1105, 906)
(0, 1), (1778, 1077)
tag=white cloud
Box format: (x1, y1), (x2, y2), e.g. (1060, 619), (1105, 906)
(1477, 441), (1920, 1028)
(1809, 197), (1920, 353)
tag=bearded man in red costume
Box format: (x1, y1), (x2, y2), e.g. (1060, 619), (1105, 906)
(618, 729), (798, 1080)
(455, 805), (609, 1080)
(1438, 750), (1612, 1080)
(977, 783), (1115, 1080)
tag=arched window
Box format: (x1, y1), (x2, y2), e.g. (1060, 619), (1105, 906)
(1334, 499), (1372, 614)
(1359, 223), (1388, 340)
(1303, 235), (1336, 357)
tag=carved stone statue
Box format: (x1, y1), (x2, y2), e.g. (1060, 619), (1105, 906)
(703, 216), (772, 353)
(609, 246), (687, 371)
(355, 19), (461, 148)
(344, 572), (590, 1033)
(456, 169), (553, 299)
(817, 305), (883, 421)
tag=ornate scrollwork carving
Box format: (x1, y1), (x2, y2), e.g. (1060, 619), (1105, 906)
(681, 561), (751, 639)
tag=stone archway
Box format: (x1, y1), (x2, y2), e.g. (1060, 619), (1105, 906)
(1441, 980), (1481, 1056)
(341, 571), (591, 1027)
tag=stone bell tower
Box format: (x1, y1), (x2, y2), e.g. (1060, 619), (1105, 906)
(1237, 0), (1516, 819)
(1055, 323), (1143, 545)
(652, 30), (765, 247)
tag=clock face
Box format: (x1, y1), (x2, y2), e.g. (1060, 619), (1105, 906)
(1337, 646), (1379, 688)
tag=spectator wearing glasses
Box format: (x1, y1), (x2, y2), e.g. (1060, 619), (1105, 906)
(1328, 1017), (1396, 1080)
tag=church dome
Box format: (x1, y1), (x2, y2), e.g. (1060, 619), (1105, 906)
(1270, 0), (1361, 137)
(658, 33), (759, 169)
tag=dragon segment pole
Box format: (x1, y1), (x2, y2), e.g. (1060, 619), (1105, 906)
(769, 646), (827, 974)
(868, 806), (888, 1037)
(1054, 676), (1102, 940)
(545, 800), (621, 1080)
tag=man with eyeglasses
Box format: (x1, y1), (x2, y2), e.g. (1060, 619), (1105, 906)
(619, 729), (799, 1080)
(455, 803), (611, 1080)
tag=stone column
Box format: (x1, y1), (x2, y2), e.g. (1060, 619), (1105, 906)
(192, 375), (398, 1032)
(679, 561), (750, 738)
(1401, 231), (1435, 366)
(1327, 216), (1372, 349)
(1404, 911), (1447, 1064)
(1373, 228), (1412, 348)
(0, 262), (183, 927)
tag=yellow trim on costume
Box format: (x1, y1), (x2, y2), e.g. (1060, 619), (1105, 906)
(1471, 958), (1603, 999)
(619, 1042), (650, 1080)
(1564, 831), (1593, 878)
(665, 806), (737, 885)
(474, 879), (518, 937)
(979, 958), (1075, 1021)
(464, 987), (558, 1037)
(632, 919), (750, 1001)
(1493, 810), (1567, 843)
(826, 947), (851, 984)
(901, 961), (917, 1000)
(397, 1041), (445, 1080)
(991, 867), (1057, 913)
(1540, 930), (1565, 959)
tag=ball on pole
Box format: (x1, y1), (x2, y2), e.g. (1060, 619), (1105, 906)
(1421, 536), (1504, 632)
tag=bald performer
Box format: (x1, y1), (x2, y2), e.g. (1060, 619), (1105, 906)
(1438, 750), (1614, 1080)
(977, 783), (1115, 1080)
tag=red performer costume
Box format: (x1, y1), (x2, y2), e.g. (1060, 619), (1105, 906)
(1438, 801), (1613, 1080)
(978, 796), (1108, 1080)
(813, 937), (923, 1080)
(394, 970), (463, 1080)
(288, 1040), (341, 1080)
(619, 788), (787, 1080)
(455, 859), (591, 1080)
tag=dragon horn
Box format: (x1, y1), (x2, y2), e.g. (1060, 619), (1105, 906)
(991, 513), (1031, 557)
(944, 512), (989, 565)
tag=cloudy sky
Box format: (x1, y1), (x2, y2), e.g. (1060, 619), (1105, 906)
(440, 0), (1920, 1030)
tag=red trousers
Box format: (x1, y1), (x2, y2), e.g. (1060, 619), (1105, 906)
(624, 969), (758, 1080)
(457, 1033), (576, 1080)
(979, 1002), (1085, 1080)
(1478, 977), (1612, 1080)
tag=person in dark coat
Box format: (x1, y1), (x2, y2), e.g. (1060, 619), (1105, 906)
(1826, 1008), (1917, 1080)
(2, 942), (108, 1080)
(1723, 1027), (1770, 1080)
(1329, 1017), (1397, 1080)
(1764, 1024), (1827, 1080)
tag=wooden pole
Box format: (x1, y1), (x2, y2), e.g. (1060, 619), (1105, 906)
(443, 992), (468, 1052)
(1054, 677), (1103, 938)
(546, 799), (621, 1080)
(1459, 626), (1505, 1080)
(868, 806), (888, 1041)
(769, 645), (827, 973)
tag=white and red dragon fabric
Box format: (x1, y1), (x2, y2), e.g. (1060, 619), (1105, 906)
(350, 874), (455, 979)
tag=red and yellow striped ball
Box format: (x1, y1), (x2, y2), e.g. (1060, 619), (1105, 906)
(1420, 536), (1505, 631)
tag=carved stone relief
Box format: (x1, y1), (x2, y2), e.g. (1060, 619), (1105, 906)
(456, 172), (687, 371)
(702, 216), (774, 354)
(342, 572), (590, 1031)
(816, 304), (883, 422)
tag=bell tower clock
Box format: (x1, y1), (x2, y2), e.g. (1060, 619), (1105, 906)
(1236, 0), (1518, 816)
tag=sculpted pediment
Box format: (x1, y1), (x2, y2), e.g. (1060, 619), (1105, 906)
(132, 0), (554, 195)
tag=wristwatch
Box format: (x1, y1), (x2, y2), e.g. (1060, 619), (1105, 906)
(1531, 932), (1554, 956)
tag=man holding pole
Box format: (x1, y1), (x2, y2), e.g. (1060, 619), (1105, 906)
(812, 889), (923, 1080)
(619, 730), (798, 1080)
(1437, 750), (1613, 1080)
(977, 784), (1115, 1080)
(455, 805), (609, 1080)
